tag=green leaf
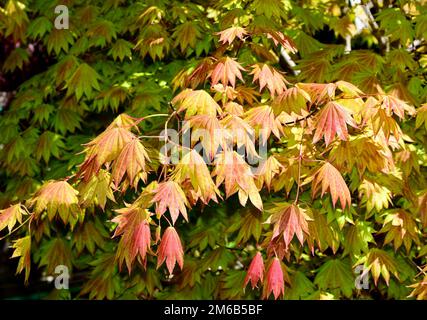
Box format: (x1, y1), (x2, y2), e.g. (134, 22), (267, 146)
(314, 258), (354, 298)
(66, 63), (101, 100)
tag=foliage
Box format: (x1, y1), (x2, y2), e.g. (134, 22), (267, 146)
(0, 0), (426, 300)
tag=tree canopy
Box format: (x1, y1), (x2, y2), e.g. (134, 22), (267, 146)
(0, 0), (426, 300)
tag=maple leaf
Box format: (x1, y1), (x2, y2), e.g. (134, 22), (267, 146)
(65, 63), (101, 100)
(252, 0), (286, 19)
(307, 209), (340, 254)
(213, 151), (263, 211)
(244, 105), (283, 144)
(209, 57), (245, 88)
(112, 138), (150, 188)
(112, 207), (152, 272)
(371, 108), (403, 142)
(11, 236), (31, 283)
(343, 221), (375, 256)
(266, 30), (297, 53)
(263, 258), (286, 299)
(250, 64), (288, 97)
(79, 125), (135, 180)
(177, 57), (215, 90)
(379, 210), (420, 252)
(265, 203), (311, 248)
(0, 203), (27, 233)
(409, 273), (427, 300)
(183, 115), (228, 160)
(78, 169), (116, 210)
(221, 114), (258, 159)
(272, 86), (310, 116)
(312, 162), (351, 210)
(157, 226), (184, 275)
(172, 89), (222, 118)
(172, 21), (202, 52)
(381, 95), (416, 120)
(223, 101), (244, 116)
(314, 258), (354, 298)
(171, 149), (220, 204)
(36, 237), (72, 274)
(29, 180), (80, 224)
(151, 181), (189, 224)
(244, 252), (264, 289)
(79, 252), (121, 300)
(217, 26), (247, 45)
(46, 29), (75, 55)
(357, 249), (399, 286)
(255, 155), (283, 191)
(108, 39), (133, 61)
(335, 80), (363, 97)
(227, 208), (263, 244)
(415, 104), (427, 130)
(35, 131), (65, 163)
(73, 218), (108, 255)
(313, 101), (357, 146)
(297, 83), (337, 104)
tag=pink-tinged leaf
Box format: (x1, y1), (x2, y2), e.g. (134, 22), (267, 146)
(157, 226), (184, 274)
(0, 204), (26, 233)
(209, 57), (245, 88)
(112, 207), (151, 272)
(250, 64), (288, 97)
(312, 162), (351, 210)
(244, 252), (265, 289)
(263, 258), (284, 299)
(313, 101), (357, 146)
(151, 181), (189, 224)
(217, 27), (247, 45)
(265, 203), (311, 248)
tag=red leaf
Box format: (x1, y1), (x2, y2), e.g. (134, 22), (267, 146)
(157, 226), (184, 274)
(263, 258), (284, 299)
(244, 252), (264, 289)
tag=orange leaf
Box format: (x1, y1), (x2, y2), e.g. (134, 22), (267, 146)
(221, 114), (258, 159)
(0, 204), (26, 233)
(213, 151), (263, 210)
(151, 181), (189, 224)
(313, 101), (357, 146)
(183, 114), (227, 160)
(209, 57), (245, 88)
(112, 138), (150, 188)
(245, 105), (283, 144)
(30, 180), (80, 224)
(250, 64), (288, 97)
(265, 202), (311, 248)
(217, 26), (247, 45)
(312, 162), (351, 210)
